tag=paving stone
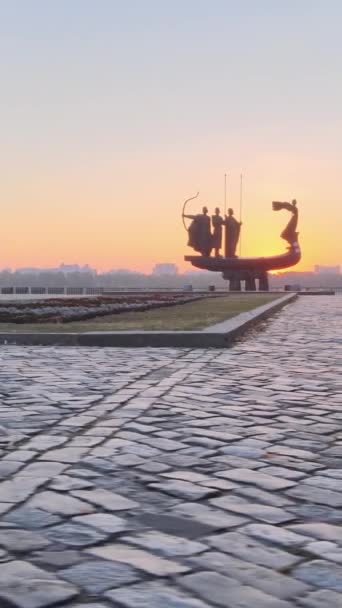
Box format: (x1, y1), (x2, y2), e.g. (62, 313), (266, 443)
(0, 461), (24, 478)
(121, 530), (207, 556)
(288, 523), (342, 544)
(218, 446), (266, 458)
(305, 541), (342, 562)
(0, 477), (49, 502)
(179, 571), (239, 605)
(233, 486), (295, 507)
(260, 455), (324, 472)
(40, 447), (89, 462)
(215, 468), (296, 490)
(106, 581), (211, 607)
(297, 589), (342, 607)
(28, 491), (95, 515)
(293, 559), (342, 591)
(212, 456), (266, 469)
(161, 471), (213, 483)
(179, 571), (294, 608)
(118, 432), (186, 451)
(205, 530), (302, 569)
(241, 523), (309, 547)
(286, 484), (342, 507)
(66, 604), (108, 608)
(17, 462), (67, 477)
(185, 436), (226, 449)
(288, 504), (342, 523)
(260, 465), (306, 480)
(59, 415), (96, 427)
(191, 551), (311, 599)
(113, 453), (145, 466)
(71, 488), (138, 510)
(60, 559), (140, 592)
(171, 502), (247, 530)
(32, 549), (83, 568)
(318, 469), (342, 479)
(3, 507), (62, 529)
(267, 445), (316, 459)
(0, 502), (12, 515)
(200, 478), (239, 490)
(137, 512), (219, 539)
(149, 480), (217, 501)
(0, 529), (50, 552)
(44, 522), (107, 547)
(0, 559), (79, 607)
(238, 438), (272, 449)
(72, 513), (128, 534)
(155, 454), (206, 468)
(5, 450), (36, 462)
(82, 457), (117, 473)
(136, 461), (170, 473)
(87, 543), (190, 575)
(322, 446), (342, 457)
(211, 495), (294, 524)
(49, 475), (94, 491)
(303, 475), (342, 492)
(25, 435), (68, 450)
(68, 467), (104, 478)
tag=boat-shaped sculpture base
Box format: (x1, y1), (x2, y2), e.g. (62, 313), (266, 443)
(185, 243), (301, 291)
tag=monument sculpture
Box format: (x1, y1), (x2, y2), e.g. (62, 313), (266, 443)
(211, 208), (224, 257)
(272, 199), (298, 247)
(183, 206), (212, 257)
(224, 208), (242, 258)
(183, 196), (301, 291)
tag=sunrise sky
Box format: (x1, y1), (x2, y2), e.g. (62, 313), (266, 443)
(1, 0), (341, 272)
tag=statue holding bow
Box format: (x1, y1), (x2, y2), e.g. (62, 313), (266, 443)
(182, 193), (212, 257)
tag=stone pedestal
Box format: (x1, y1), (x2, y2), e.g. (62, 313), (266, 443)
(222, 269), (269, 292)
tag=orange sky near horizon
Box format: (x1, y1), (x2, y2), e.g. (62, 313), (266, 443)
(2, 148), (341, 274)
(1, 1), (341, 275)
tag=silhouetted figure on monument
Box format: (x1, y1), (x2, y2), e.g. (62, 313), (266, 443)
(183, 206), (212, 256)
(272, 199), (298, 247)
(211, 207), (224, 257)
(183, 195), (301, 293)
(224, 208), (242, 257)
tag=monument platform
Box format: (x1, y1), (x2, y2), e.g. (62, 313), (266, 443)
(185, 243), (301, 291)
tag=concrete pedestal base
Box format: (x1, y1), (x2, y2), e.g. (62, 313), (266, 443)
(222, 269), (269, 291)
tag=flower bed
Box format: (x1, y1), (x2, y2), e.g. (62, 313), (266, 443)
(0, 294), (210, 323)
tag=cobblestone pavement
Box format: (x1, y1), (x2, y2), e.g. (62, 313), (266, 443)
(0, 296), (341, 608)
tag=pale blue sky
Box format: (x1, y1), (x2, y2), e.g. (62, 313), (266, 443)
(1, 0), (341, 270)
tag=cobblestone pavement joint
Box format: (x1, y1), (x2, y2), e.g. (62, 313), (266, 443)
(0, 295), (341, 608)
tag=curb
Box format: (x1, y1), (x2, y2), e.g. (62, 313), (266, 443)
(0, 293), (297, 348)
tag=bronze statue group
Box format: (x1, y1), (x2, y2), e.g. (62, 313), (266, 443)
(183, 199), (298, 258)
(183, 206), (242, 258)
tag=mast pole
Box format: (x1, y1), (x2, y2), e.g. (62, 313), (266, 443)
(224, 173), (227, 216)
(239, 173), (243, 256)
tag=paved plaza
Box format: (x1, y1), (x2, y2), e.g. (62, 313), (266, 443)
(0, 295), (341, 608)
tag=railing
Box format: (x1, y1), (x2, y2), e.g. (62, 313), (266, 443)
(0, 285), (340, 297)
(0, 286), (218, 295)
(0, 286), (105, 296)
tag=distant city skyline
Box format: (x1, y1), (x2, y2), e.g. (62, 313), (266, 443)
(1, 1), (341, 271)
(1, 261), (340, 276)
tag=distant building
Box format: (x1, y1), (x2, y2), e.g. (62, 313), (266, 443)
(314, 265), (340, 275)
(16, 267), (41, 274)
(59, 263), (96, 275)
(152, 263), (178, 276)
(16, 263), (96, 275)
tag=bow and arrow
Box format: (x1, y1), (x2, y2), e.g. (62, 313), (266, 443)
(181, 192), (199, 232)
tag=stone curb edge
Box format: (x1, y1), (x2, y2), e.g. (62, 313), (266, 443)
(0, 293), (297, 348)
